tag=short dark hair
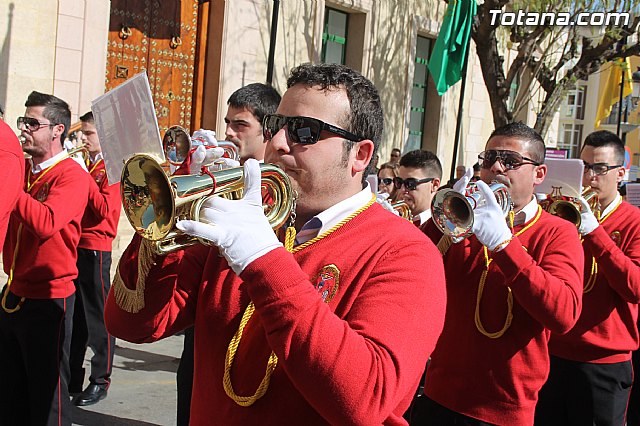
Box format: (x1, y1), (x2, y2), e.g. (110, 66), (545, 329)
(473, 162), (481, 172)
(399, 150), (443, 180)
(287, 63), (384, 176)
(25, 91), (71, 144)
(489, 122), (545, 163)
(391, 148), (401, 155)
(227, 83), (281, 127)
(581, 130), (625, 165)
(79, 111), (94, 124)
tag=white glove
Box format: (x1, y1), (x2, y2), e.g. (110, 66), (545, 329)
(453, 167), (474, 195)
(208, 157), (241, 171)
(191, 129), (218, 147)
(189, 145), (225, 174)
(471, 180), (512, 251)
(578, 197), (600, 236)
(376, 193), (399, 215)
(176, 159), (281, 275)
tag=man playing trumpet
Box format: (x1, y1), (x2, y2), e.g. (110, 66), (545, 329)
(536, 130), (640, 425)
(105, 63), (446, 424)
(419, 122), (584, 425)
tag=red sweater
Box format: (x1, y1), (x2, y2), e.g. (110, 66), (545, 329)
(0, 121), (24, 251)
(105, 203), (447, 425)
(79, 158), (121, 251)
(423, 210), (584, 425)
(549, 201), (640, 363)
(3, 157), (89, 298)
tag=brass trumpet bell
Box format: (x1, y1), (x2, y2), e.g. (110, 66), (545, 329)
(163, 126), (240, 167)
(121, 154), (293, 255)
(541, 186), (600, 227)
(431, 182), (512, 242)
(391, 200), (412, 220)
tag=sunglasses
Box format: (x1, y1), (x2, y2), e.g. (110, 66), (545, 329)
(583, 162), (622, 176)
(393, 177), (434, 191)
(263, 114), (364, 145)
(17, 116), (57, 132)
(478, 150), (540, 170)
(379, 177), (394, 186)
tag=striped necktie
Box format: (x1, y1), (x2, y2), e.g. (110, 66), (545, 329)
(294, 217), (322, 246)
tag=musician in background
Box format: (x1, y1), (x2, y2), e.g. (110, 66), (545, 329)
(420, 122), (583, 425)
(68, 111), (121, 406)
(397, 149), (442, 227)
(174, 83), (282, 426)
(105, 62), (446, 424)
(0, 117), (24, 252)
(536, 130), (640, 425)
(0, 91), (89, 425)
(377, 162), (402, 202)
(224, 83), (282, 164)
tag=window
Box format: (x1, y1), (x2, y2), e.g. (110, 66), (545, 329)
(564, 85), (587, 120)
(322, 8), (348, 65)
(558, 123), (583, 158)
(406, 36), (433, 152)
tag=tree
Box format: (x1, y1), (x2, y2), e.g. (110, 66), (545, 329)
(472, 0), (640, 137)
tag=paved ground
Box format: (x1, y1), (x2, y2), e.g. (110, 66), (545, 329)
(2, 210), (184, 425)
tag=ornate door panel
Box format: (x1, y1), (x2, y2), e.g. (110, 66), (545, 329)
(107, 0), (199, 133)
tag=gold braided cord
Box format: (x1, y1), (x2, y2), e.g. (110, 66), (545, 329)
(2, 157), (69, 314)
(436, 235), (453, 255)
(222, 194), (377, 407)
(474, 206), (542, 338)
(582, 197), (622, 294)
(113, 238), (155, 313)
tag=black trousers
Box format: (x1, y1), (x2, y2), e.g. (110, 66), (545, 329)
(69, 248), (115, 389)
(415, 396), (496, 426)
(628, 348), (640, 426)
(176, 326), (195, 426)
(0, 289), (74, 426)
(535, 355), (633, 426)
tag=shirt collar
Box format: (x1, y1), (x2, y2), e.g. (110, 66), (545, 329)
(601, 193), (622, 218)
(512, 196), (538, 226)
(296, 183), (373, 245)
(90, 152), (103, 164)
(414, 209), (432, 225)
(31, 150), (68, 174)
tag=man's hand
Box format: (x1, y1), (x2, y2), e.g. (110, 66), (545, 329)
(471, 181), (512, 251)
(188, 145), (226, 174)
(176, 159), (281, 274)
(578, 197), (599, 236)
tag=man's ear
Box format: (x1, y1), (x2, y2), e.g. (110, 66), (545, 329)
(352, 140), (374, 174)
(533, 164), (547, 186)
(431, 178), (441, 193)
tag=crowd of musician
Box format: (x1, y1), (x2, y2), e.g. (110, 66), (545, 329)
(0, 62), (639, 426)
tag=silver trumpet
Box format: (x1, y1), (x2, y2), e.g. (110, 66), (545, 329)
(431, 182), (512, 242)
(163, 126), (239, 167)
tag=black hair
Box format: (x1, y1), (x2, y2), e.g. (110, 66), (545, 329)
(581, 130), (625, 165)
(489, 122), (546, 163)
(79, 111), (94, 124)
(25, 91), (71, 144)
(287, 63), (384, 175)
(227, 83), (281, 127)
(399, 150), (443, 179)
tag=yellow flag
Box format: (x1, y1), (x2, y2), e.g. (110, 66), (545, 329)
(595, 58), (632, 129)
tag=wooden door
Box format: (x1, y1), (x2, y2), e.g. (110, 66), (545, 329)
(106, 0), (201, 134)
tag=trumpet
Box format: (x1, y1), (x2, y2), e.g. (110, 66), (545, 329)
(540, 186), (600, 227)
(431, 182), (512, 242)
(19, 135), (31, 159)
(391, 200), (412, 220)
(121, 154), (293, 255)
(163, 126), (239, 167)
(67, 145), (89, 163)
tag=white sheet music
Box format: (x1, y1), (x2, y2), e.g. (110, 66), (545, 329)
(91, 71), (164, 185)
(536, 158), (584, 198)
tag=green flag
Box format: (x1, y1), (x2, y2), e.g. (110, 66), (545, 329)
(428, 0), (477, 96)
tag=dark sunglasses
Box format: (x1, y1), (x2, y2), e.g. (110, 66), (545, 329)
(478, 150), (540, 170)
(583, 161), (622, 176)
(263, 114), (364, 145)
(393, 177), (434, 191)
(379, 177), (394, 186)
(17, 116), (57, 132)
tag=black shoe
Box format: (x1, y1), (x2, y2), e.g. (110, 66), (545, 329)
(73, 384), (108, 406)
